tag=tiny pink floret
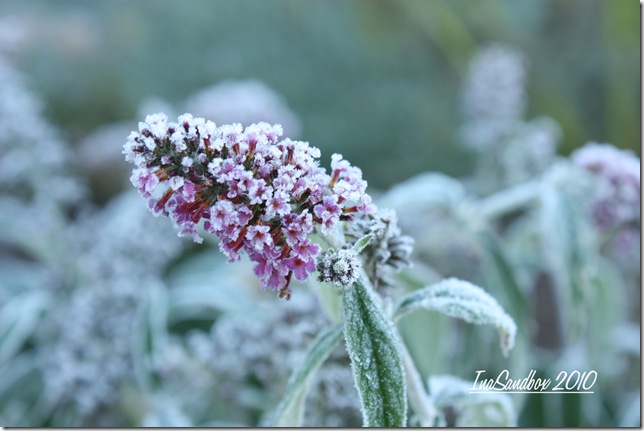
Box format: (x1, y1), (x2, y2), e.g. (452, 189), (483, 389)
(124, 113), (373, 298)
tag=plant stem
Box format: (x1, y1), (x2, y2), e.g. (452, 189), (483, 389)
(310, 279), (342, 323)
(399, 338), (437, 427)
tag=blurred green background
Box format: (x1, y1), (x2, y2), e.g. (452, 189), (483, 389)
(0, 0), (639, 191)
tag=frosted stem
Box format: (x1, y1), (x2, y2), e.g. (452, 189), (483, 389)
(400, 339), (437, 427)
(477, 179), (541, 220)
(310, 278), (342, 323)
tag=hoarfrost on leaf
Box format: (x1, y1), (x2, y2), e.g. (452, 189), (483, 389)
(394, 278), (517, 356)
(341, 277), (407, 427)
(428, 375), (517, 427)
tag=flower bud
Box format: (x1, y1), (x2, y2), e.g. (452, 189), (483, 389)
(317, 247), (362, 288)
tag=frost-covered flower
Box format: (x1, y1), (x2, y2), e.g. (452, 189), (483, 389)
(37, 190), (183, 422)
(71, 190), (183, 279)
(316, 247), (362, 287)
(459, 44), (562, 192)
(0, 54), (84, 204)
(183, 79), (301, 137)
(501, 116), (561, 185)
(40, 277), (148, 418)
(460, 43), (526, 152)
(571, 142), (640, 232)
(187, 292), (361, 427)
(346, 208), (414, 291)
(124, 113), (373, 298)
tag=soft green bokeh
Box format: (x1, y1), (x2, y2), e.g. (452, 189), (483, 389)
(0, 0), (638, 191)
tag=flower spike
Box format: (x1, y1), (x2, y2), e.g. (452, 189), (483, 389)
(124, 113), (374, 297)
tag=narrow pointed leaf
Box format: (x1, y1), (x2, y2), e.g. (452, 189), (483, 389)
(477, 232), (528, 320)
(394, 278), (517, 356)
(342, 277), (407, 427)
(352, 233), (374, 254)
(271, 323), (343, 427)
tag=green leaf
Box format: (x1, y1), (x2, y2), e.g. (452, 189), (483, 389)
(342, 277), (407, 427)
(352, 233), (374, 254)
(394, 278), (517, 356)
(537, 179), (594, 341)
(271, 324), (343, 427)
(0, 291), (48, 362)
(166, 251), (255, 321)
(477, 232), (528, 323)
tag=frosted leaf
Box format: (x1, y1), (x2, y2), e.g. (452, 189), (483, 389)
(341, 277), (407, 427)
(142, 397), (193, 427)
(379, 172), (466, 214)
(351, 233), (374, 254)
(0, 289), (48, 363)
(270, 324), (343, 426)
(428, 375), (517, 427)
(394, 278), (517, 356)
(537, 182), (575, 294)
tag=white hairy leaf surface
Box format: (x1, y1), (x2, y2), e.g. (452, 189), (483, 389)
(394, 278), (517, 356)
(342, 277), (407, 427)
(271, 323), (343, 427)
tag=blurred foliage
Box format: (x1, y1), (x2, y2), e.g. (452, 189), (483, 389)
(0, 0), (639, 191)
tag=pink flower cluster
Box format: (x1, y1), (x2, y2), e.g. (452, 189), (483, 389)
(124, 113), (373, 298)
(571, 142), (640, 231)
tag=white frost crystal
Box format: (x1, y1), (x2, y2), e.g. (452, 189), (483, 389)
(317, 247), (362, 287)
(395, 278), (517, 356)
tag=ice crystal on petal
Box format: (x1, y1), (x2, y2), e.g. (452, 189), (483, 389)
(317, 247), (362, 287)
